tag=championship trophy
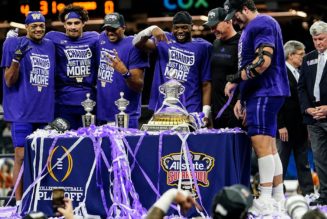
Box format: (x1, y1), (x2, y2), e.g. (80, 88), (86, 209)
(81, 93), (96, 127)
(141, 79), (194, 132)
(115, 92), (129, 128)
(159, 78), (185, 105)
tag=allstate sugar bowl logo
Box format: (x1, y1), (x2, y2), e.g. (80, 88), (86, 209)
(161, 151), (214, 196)
(47, 146), (73, 182)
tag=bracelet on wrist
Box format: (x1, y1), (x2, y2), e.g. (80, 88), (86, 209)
(245, 67), (253, 80)
(122, 71), (132, 79)
(226, 71), (242, 84)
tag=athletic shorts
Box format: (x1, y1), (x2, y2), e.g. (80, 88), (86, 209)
(11, 122), (46, 147)
(245, 96), (285, 137)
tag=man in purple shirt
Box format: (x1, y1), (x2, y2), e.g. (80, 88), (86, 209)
(46, 5), (99, 130)
(1, 11), (55, 203)
(133, 11), (212, 126)
(97, 13), (149, 128)
(224, 0), (290, 215)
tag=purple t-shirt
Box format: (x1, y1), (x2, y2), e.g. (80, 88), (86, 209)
(97, 32), (149, 122)
(238, 14), (290, 100)
(149, 33), (212, 113)
(1, 36), (55, 122)
(45, 31), (99, 105)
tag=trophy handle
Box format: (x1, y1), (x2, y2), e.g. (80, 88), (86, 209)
(179, 86), (185, 95)
(159, 85), (165, 95)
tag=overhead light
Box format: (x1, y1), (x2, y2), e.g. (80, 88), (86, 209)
(0, 9), (308, 30)
(147, 15), (207, 23)
(199, 15), (208, 21)
(148, 10), (306, 23)
(264, 10), (307, 18)
(296, 11), (307, 18)
(192, 25), (205, 31)
(147, 17), (172, 22)
(0, 21), (26, 29)
(51, 19), (104, 26)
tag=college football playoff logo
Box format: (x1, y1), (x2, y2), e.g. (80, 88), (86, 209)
(47, 146), (73, 182)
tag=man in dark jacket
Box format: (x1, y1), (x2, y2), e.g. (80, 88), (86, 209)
(277, 40), (314, 196)
(298, 21), (327, 205)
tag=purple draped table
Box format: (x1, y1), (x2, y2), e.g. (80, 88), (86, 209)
(19, 126), (251, 218)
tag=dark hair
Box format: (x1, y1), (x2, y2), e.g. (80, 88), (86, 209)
(173, 11), (192, 25)
(58, 4), (89, 23)
(302, 209), (327, 219)
(242, 0), (257, 12)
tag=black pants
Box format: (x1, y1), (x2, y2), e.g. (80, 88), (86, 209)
(277, 137), (314, 195)
(308, 122), (327, 198)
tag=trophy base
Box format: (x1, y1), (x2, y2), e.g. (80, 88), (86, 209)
(82, 115), (95, 127)
(115, 113), (129, 128)
(140, 123), (190, 132)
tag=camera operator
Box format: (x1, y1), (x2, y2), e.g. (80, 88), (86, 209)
(302, 209), (327, 219)
(23, 198), (74, 219)
(57, 198), (74, 219)
(146, 184), (253, 219)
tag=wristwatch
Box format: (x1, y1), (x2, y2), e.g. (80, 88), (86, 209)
(122, 71), (131, 79)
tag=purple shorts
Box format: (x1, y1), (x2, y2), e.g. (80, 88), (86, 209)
(245, 96), (285, 137)
(11, 122), (46, 147)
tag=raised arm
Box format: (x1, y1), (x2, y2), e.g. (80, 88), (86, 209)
(107, 49), (144, 92)
(132, 25), (168, 52)
(146, 189), (200, 219)
(4, 39), (32, 87)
